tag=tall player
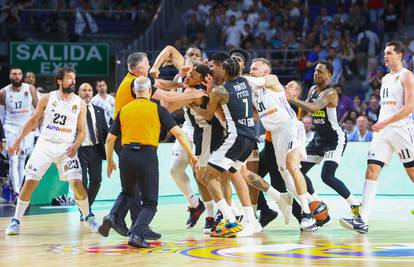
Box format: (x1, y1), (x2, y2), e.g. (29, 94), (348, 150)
(288, 61), (361, 224)
(340, 41), (414, 234)
(0, 67), (38, 201)
(5, 67), (99, 235)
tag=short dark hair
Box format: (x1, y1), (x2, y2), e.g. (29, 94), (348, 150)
(318, 60), (334, 75)
(9, 66), (22, 73)
(223, 57), (240, 78)
(229, 48), (250, 64)
(386, 40), (406, 57)
(193, 63), (212, 79)
(55, 66), (75, 84)
(186, 45), (201, 53)
(95, 79), (106, 85)
(210, 51), (229, 63)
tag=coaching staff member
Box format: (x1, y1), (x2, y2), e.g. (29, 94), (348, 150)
(99, 77), (199, 248)
(78, 83), (108, 216)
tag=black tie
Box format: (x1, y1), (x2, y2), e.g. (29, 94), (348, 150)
(87, 105), (97, 145)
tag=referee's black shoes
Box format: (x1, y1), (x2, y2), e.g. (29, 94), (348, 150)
(128, 234), (150, 248)
(98, 214), (115, 237)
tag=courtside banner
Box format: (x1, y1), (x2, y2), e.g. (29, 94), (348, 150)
(10, 41), (109, 76)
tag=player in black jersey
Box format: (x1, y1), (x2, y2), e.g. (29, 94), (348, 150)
(288, 61), (361, 224)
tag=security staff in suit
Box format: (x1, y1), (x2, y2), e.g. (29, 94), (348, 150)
(78, 83), (108, 216)
(99, 77), (199, 248)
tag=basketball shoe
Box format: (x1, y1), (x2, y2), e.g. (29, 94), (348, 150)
(339, 218), (368, 234)
(186, 200), (205, 228)
(210, 221), (242, 238)
(5, 218), (20, 235)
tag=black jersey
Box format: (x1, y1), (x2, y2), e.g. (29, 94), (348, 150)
(221, 76), (256, 140)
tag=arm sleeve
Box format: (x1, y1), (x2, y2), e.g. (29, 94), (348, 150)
(157, 104), (177, 130)
(0, 119), (4, 140)
(109, 111), (121, 136)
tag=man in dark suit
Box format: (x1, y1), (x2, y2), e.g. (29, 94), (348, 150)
(78, 83), (108, 217)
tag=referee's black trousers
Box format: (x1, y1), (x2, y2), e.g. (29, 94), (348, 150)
(114, 138), (141, 224)
(110, 146), (159, 236)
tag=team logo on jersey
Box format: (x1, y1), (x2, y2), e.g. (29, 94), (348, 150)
(395, 75), (400, 81)
(72, 105), (78, 113)
(24, 91), (29, 97)
(52, 101), (57, 107)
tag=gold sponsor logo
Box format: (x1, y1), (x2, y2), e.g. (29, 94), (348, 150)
(312, 110), (326, 117)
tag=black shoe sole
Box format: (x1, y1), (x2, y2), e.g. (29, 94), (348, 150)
(128, 240), (150, 248)
(98, 218), (113, 237)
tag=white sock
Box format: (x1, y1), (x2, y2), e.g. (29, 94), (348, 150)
(298, 194), (311, 214)
(266, 186), (281, 202)
(75, 197), (90, 218)
(243, 206), (255, 222)
(361, 180), (377, 223)
(216, 199), (236, 223)
(346, 194), (360, 206)
(205, 200), (215, 217)
(252, 204), (257, 214)
(188, 195), (199, 208)
(14, 199), (30, 222)
(311, 193), (320, 201)
(231, 202), (239, 216)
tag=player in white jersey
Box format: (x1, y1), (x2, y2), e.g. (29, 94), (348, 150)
(91, 80), (115, 126)
(0, 67), (38, 200)
(5, 67), (99, 235)
(340, 41), (414, 234)
(247, 58), (319, 231)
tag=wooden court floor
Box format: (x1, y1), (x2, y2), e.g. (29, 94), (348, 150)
(1, 196), (414, 267)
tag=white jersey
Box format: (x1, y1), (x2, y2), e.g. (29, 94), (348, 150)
(379, 68), (413, 127)
(39, 91), (81, 144)
(4, 83), (33, 129)
(175, 76), (194, 137)
(91, 93), (115, 125)
(253, 87), (296, 131)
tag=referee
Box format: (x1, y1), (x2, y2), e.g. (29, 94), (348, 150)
(99, 77), (199, 248)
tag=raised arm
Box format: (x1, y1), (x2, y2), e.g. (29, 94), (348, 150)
(288, 88), (337, 113)
(149, 45), (185, 79)
(190, 85), (228, 121)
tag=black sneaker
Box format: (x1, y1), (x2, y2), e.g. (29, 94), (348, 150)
(300, 213), (318, 232)
(315, 215), (332, 227)
(203, 217), (215, 234)
(339, 218), (368, 234)
(259, 209), (278, 228)
(141, 227), (161, 240)
(113, 220), (129, 237)
(186, 200), (205, 228)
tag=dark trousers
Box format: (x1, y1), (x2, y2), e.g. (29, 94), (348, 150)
(78, 145), (103, 210)
(257, 141), (302, 222)
(111, 146), (159, 235)
(114, 138), (141, 224)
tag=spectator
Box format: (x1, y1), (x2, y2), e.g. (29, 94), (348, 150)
(366, 0), (384, 32)
(335, 84), (354, 123)
(182, 3), (201, 25)
(366, 95), (380, 123)
(328, 47), (343, 84)
(302, 115), (315, 143)
(222, 15), (245, 48)
(357, 24), (380, 58)
(186, 14), (204, 41)
(353, 96), (362, 113)
(343, 118), (355, 140)
(204, 14), (221, 49)
(348, 115), (373, 142)
(381, 3), (399, 42)
(347, 4), (366, 33)
(339, 36), (355, 78)
(303, 44), (321, 90)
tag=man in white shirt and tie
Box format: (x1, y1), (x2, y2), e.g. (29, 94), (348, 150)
(78, 83), (109, 218)
(91, 80), (115, 126)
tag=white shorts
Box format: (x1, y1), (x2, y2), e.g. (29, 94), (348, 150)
(4, 124), (34, 156)
(270, 120), (307, 171)
(246, 148), (260, 162)
(25, 139), (82, 181)
(368, 125), (414, 166)
(171, 127), (194, 163)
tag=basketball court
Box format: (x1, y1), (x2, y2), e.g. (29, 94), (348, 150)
(1, 195), (413, 267)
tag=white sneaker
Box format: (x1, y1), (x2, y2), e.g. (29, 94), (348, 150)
(85, 215), (100, 233)
(277, 193), (293, 224)
(253, 219), (263, 233)
(238, 221), (254, 237)
(5, 218), (20, 235)
(300, 213), (318, 230)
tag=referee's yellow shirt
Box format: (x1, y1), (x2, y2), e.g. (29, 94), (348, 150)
(110, 98), (177, 147)
(113, 72), (137, 119)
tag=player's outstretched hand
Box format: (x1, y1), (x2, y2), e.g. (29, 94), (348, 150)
(189, 155), (200, 171)
(371, 121), (386, 132)
(8, 139), (21, 156)
(149, 67), (160, 79)
(202, 74), (214, 94)
(107, 159), (117, 177)
(66, 144), (79, 158)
